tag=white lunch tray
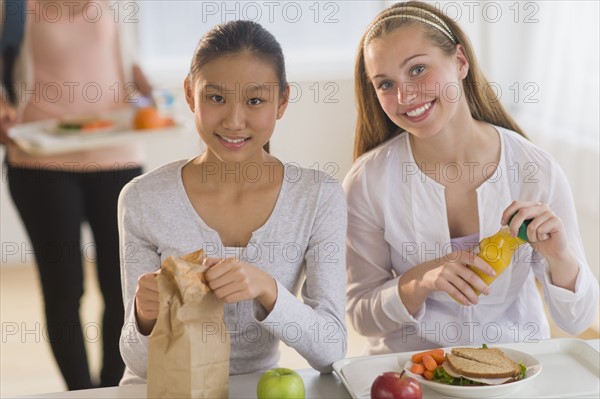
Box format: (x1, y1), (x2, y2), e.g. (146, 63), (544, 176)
(8, 108), (186, 156)
(333, 338), (600, 398)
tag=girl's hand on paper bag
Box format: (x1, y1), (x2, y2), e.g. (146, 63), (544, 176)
(205, 257), (277, 313)
(135, 271), (160, 335)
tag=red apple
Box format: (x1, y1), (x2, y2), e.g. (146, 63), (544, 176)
(371, 371), (422, 399)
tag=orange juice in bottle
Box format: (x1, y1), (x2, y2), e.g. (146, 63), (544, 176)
(469, 214), (531, 296)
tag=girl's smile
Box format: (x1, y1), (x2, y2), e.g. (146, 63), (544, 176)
(402, 99), (436, 122)
(215, 133), (251, 149)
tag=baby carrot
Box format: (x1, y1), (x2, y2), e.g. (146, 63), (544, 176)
(431, 353), (446, 365)
(423, 370), (434, 380)
(409, 363), (426, 375)
(423, 354), (437, 371)
(410, 348), (445, 363)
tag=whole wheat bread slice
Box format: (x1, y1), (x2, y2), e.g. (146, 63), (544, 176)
(446, 348), (520, 378)
(451, 348), (520, 376)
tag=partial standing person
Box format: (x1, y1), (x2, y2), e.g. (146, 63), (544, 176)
(118, 20), (347, 383)
(0, 0), (152, 389)
(344, 1), (599, 355)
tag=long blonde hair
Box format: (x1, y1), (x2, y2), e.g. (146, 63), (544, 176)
(354, 1), (526, 159)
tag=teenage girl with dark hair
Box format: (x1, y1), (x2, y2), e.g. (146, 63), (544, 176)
(118, 20), (347, 383)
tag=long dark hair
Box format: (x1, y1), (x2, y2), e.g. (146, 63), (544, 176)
(354, 1), (526, 159)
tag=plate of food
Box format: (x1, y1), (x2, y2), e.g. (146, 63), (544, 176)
(52, 117), (117, 135)
(402, 346), (542, 398)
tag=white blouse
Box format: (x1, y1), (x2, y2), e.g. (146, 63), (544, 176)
(343, 126), (598, 355)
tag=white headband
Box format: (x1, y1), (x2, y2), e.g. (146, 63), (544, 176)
(364, 7), (456, 49)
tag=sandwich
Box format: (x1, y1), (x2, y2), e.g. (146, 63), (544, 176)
(434, 347), (526, 386)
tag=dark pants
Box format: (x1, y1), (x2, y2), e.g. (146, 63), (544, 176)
(7, 164), (142, 389)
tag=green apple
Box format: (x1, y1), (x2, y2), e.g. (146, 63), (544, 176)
(256, 368), (305, 399)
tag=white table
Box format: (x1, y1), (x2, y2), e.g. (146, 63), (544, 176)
(17, 368), (350, 399)
(18, 339), (599, 398)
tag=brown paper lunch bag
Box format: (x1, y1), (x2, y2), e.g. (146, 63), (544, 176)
(148, 250), (230, 398)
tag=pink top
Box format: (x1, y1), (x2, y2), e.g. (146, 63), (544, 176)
(8, 0), (143, 170)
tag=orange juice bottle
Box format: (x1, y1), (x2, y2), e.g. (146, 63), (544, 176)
(468, 215), (531, 296)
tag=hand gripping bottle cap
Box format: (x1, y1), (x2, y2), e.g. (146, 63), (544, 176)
(508, 212), (532, 242)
